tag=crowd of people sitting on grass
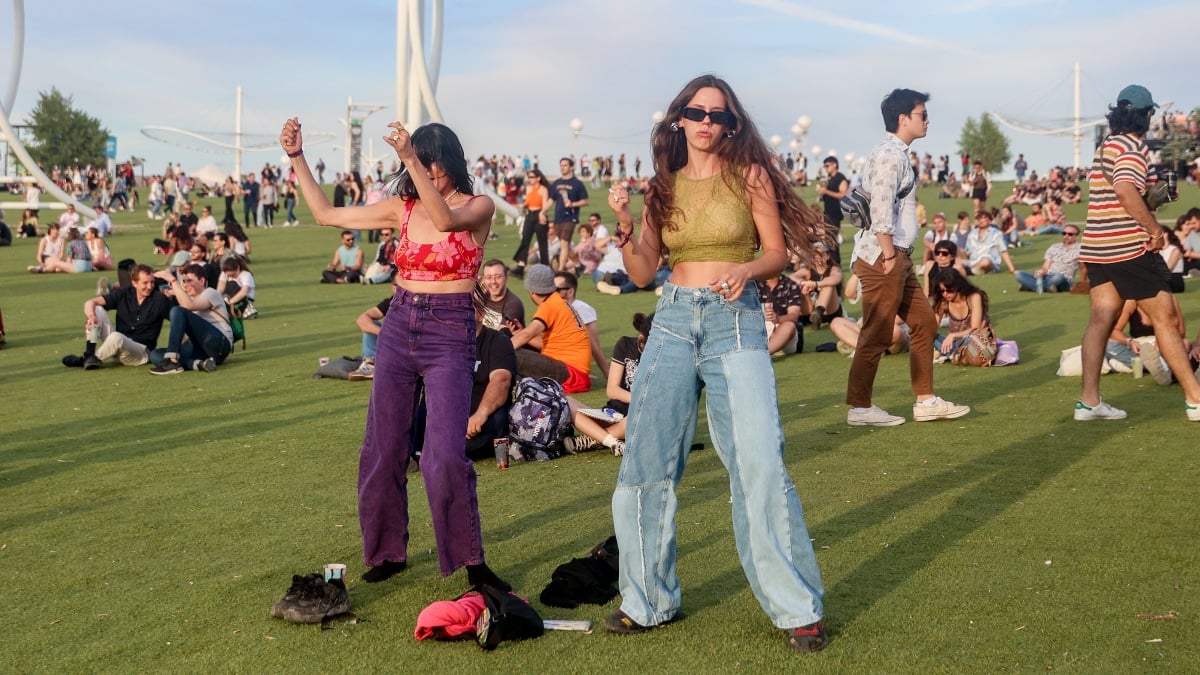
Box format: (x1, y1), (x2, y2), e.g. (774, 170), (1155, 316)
(24, 151), (1200, 437)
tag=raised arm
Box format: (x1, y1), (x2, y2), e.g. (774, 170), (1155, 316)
(280, 117), (399, 231)
(608, 186), (663, 287)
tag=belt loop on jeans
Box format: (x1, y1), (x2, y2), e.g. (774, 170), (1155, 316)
(895, 245), (914, 256)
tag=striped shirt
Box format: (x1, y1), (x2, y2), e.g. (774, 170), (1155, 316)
(1080, 133), (1154, 264)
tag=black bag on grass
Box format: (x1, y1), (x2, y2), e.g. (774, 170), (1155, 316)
(474, 584), (543, 651)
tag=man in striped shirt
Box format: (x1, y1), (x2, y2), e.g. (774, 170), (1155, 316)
(1075, 84), (1200, 422)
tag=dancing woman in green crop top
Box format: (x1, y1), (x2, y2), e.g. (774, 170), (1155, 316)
(605, 75), (832, 653)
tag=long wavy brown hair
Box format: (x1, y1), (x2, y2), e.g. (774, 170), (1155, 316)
(644, 74), (829, 264)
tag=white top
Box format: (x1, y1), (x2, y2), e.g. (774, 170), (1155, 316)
(571, 299), (597, 326)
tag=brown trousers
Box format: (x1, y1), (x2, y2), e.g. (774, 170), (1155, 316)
(846, 252), (937, 408)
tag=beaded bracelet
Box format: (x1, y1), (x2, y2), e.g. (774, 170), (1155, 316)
(287, 149), (304, 158)
(615, 226), (634, 248)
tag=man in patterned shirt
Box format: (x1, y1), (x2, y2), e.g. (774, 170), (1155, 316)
(1015, 226), (1081, 292)
(1075, 84), (1200, 422)
(845, 88), (969, 427)
(758, 274), (804, 356)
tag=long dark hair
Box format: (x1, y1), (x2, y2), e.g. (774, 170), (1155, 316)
(930, 267), (988, 318)
(633, 312), (654, 353)
(645, 74), (828, 264)
(389, 123), (474, 200)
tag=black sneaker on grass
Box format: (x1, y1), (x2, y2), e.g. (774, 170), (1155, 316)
(271, 573), (322, 619)
(197, 357), (217, 373)
(62, 354), (85, 368)
(786, 621), (829, 652)
(83, 355), (103, 370)
(271, 574), (351, 623)
(150, 358), (184, 375)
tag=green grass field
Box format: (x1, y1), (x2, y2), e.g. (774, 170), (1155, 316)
(2, 181), (1198, 672)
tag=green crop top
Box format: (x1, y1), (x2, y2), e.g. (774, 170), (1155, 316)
(659, 169), (758, 268)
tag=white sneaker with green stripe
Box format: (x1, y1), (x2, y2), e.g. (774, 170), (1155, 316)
(1187, 400), (1200, 422)
(1074, 400), (1126, 421)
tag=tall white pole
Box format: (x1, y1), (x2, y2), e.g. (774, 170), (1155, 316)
(405, 0), (423, 127)
(345, 96), (353, 175)
(235, 85), (243, 180)
(1073, 62), (1081, 169)
(396, 0), (409, 128)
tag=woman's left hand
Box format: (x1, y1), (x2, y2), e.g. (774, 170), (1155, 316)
(711, 266), (751, 301)
(383, 122), (416, 163)
(940, 335), (954, 354)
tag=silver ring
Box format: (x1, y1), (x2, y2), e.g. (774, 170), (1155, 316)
(720, 280), (731, 293)
(390, 134), (400, 141)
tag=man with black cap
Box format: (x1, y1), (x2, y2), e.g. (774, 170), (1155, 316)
(507, 263), (593, 393)
(1075, 84), (1200, 422)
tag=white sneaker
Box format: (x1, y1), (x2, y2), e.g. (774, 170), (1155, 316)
(847, 406), (906, 427)
(595, 280), (622, 296)
(347, 362), (375, 381)
(1135, 338), (1173, 386)
(1186, 400), (1200, 422)
(913, 396), (970, 422)
(1074, 400), (1126, 421)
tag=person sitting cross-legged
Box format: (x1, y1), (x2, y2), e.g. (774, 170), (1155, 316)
(508, 264), (592, 394)
(62, 263), (176, 370)
(562, 312), (653, 456)
(149, 264), (234, 374)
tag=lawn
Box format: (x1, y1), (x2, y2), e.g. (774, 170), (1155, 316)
(1, 180), (1197, 672)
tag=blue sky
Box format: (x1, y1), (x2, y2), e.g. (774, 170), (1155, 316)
(4, 0), (1196, 182)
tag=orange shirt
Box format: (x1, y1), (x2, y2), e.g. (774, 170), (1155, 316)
(533, 292), (591, 374)
(524, 187), (545, 211)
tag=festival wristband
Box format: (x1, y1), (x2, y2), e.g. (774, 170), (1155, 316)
(287, 149), (304, 158)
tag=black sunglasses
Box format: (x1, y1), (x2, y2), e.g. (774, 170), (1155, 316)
(934, 250), (952, 256)
(680, 107), (737, 128)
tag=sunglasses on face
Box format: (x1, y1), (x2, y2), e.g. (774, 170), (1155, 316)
(680, 107), (736, 128)
(1063, 231), (1078, 237)
(909, 110), (929, 121)
(935, 250), (952, 257)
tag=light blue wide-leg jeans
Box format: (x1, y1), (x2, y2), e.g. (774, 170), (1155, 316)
(612, 282), (825, 629)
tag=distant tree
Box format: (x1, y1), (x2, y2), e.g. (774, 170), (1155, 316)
(957, 115), (1011, 174)
(23, 87), (109, 170)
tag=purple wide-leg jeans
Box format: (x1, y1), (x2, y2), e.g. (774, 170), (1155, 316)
(358, 288), (485, 575)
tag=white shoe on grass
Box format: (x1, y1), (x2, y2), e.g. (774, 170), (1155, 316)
(1186, 400), (1200, 422)
(847, 406), (905, 427)
(1074, 400), (1126, 421)
(913, 396), (970, 422)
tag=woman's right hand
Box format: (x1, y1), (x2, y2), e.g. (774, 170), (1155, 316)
(608, 183), (633, 226)
(280, 118), (303, 156)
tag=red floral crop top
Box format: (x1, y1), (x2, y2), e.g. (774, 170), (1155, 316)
(394, 197), (484, 281)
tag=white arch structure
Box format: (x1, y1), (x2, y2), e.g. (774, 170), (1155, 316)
(396, 0), (519, 221)
(1, 0), (97, 221)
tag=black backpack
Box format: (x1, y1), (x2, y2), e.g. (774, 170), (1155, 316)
(507, 377), (571, 456)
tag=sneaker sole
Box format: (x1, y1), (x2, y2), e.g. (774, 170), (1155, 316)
(1074, 411), (1126, 421)
(346, 374), (373, 381)
(847, 417), (905, 427)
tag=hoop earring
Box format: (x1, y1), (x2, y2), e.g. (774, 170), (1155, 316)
(670, 122), (680, 132)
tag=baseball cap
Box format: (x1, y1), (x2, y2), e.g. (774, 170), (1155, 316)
(1116, 84), (1158, 110)
(523, 264), (557, 295)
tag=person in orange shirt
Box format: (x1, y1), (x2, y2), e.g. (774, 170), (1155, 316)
(510, 169), (551, 277)
(508, 264), (592, 393)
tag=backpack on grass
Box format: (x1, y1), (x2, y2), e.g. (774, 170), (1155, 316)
(507, 377), (571, 460)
